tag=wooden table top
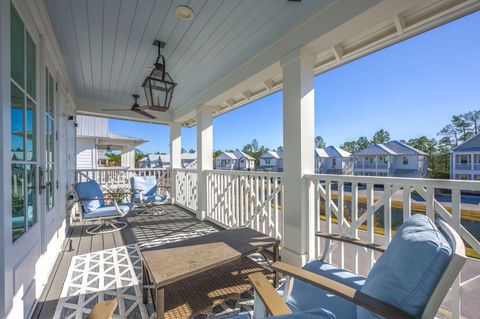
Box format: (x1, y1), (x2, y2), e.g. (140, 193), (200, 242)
(141, 227), (279, 287)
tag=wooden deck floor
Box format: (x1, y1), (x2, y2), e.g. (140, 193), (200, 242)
(32, 205), (221, 319)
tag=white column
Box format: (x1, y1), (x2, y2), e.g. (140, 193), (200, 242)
(196, 106), (213, 220)
(170, 122), (182, 203)
(281, 47), (315, 266)
(121, 148), (135, 168)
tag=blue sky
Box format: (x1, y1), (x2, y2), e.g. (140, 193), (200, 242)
(109, 11), (480, 154)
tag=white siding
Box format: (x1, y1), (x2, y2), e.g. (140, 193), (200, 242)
(76, 138), (97, 169)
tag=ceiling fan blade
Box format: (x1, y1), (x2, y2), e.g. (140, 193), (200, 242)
(133, 109), (156, 119)
(137, 104), (149, 110)
(101, 108), (133, 112)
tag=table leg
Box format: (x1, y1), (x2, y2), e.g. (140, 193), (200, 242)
(273, 242), (280, 287)
(142, 263), (148, 304)
(155, 287), (165, 319)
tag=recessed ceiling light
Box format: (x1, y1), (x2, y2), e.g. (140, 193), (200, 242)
(175, 5), (194, 21)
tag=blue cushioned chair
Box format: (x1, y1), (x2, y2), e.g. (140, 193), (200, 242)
(130, 176), (170, 214)
(230, 215), (465, 319)
(74, 180), (133, 234)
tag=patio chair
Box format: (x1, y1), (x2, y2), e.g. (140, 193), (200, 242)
(74, 180), (133, 234)
(130, 175), (170, 214)
(231, 214), (466, 319)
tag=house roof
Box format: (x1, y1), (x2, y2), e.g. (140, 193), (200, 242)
(384, 140), (427, 155)
(216, 150), (255, 160)
(315, 146), (351, 158)
(260, 150), (283, 159)
(354, 140), (427, 156)
(452, 133), (480, 153)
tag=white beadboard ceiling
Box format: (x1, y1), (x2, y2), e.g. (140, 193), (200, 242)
(44, 0), (332, 112)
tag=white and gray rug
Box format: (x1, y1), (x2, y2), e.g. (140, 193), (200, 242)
(54, 227), (267, 319)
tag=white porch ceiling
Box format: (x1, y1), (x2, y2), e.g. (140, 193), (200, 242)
(44, 0), (480, 125)
(43, 0), (334, 120)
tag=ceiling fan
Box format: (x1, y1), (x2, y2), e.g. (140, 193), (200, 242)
(102, 94), (156, 119)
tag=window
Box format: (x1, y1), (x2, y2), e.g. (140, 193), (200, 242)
(45, 68), (55, 211)
(11, 4), (37, 241)
(456, 174), (470, 180)
(457, 154), (469, 164)
(265, 159), (271, 165)
(403, 157), (409, 165)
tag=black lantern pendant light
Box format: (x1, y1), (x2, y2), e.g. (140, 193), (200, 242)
(142, 40), (177, 112)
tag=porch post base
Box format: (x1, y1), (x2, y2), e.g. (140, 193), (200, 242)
(279, 247), (309, 268)
(196, 209), (206, 221)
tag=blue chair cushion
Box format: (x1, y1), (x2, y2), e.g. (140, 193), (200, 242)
(226, 307), (336, 319)
(74, 180), (105, 213)
(131, 176), (158, 200)
(83, 203), (133, 219)
(279, 259), (365, 319)
(358, 214), (453, 319)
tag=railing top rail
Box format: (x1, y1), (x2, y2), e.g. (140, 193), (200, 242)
(205, 169), (284, 178)
(76, 167), (170, 172)
(306, 173), (480, 190)
(129, 168), (170, 171)
(174, 168), (198, 172)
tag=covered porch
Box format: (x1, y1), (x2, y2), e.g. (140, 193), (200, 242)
(1, 0), (480, 318)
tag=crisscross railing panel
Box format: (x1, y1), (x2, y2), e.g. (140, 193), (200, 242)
(307, 174), (480, 319)
(205, 170), (284, 240)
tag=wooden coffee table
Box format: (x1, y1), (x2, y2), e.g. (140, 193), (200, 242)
(140, 228), (280, 319)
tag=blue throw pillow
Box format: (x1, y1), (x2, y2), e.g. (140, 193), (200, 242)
(74, 180), (105, 213)
(358, 214), (452, 319)
(131, 176), (157, 200)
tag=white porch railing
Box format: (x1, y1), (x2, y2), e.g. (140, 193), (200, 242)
(306, 174), (480, 319)
(205, 170), (284, 240)
(174, 168), (198, 212)
(76, 168), (171, 189)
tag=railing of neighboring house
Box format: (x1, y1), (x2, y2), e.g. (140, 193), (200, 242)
(75, 168), (171, 189)
(306, 174), (480, 319)
(376, 162), (388, 169)
(205, 170), (284, 240)
(474, 163), (480, 170)
(173, 168), (198, 212)
(455, 164), (472, 170)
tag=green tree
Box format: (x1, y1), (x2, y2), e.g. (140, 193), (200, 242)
(452, 115), (473, 142)
(356, 136), (369, 150)
(464, 110), (480, 135)
(437, 124), (458, 147)
(341, 141), (357, 153)
(188, 148), (195, 153)
(315, 136), (326, 148)
(213, 150), (222, 158)
(371, 129), (390, 144)
(181, 147), (187, 153)
(406, 136), (437, 154)
(251, 139), (259, 152)
(106, 153), (121, 166)
(134, 149), (146, 167)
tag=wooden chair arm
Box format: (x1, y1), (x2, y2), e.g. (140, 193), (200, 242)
(316, 232), (386, 252)
(87, 300), (117, 319)
(248, 272), (292, 317)
(272, 262), (415, 319)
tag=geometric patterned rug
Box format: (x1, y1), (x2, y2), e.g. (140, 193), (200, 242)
(53, 225), (269, 319)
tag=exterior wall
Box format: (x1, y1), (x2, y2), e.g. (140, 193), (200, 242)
(76, 137), (97, 169)
(316, 157), (353, 174)
(0, 1), (77, 317)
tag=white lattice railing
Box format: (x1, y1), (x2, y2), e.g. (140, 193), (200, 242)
(174, 168), (198, 212)
(306, 174), (480, 319)
(75, 168), (171, 189)
(205, 170), (284, 240)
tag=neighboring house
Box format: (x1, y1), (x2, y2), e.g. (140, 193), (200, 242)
(215, 150), (255, 171)
(138, 153), (196, 169)
(315, 146), (353, 174)
(257, 150), (283, 172)
(76, 115), (146, 169)
(450, 133), (480, 180)
(353, 140), (428, 177)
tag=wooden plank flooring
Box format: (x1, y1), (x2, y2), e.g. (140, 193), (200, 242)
(32, 205), (220, 319)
